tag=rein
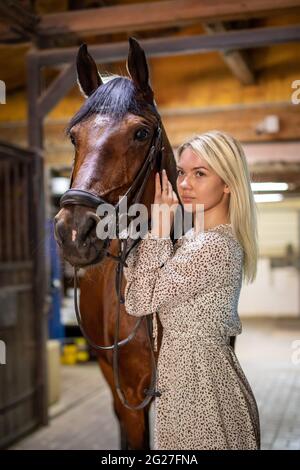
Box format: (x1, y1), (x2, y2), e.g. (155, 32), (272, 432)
(60, 117), (164, 410)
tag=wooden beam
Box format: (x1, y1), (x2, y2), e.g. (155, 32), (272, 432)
(38, 64), (76, 118)
(26, 48), (48, 427)
(161, 103), (300, 146)
(202, 22), (255, 85)
(2, 103), (299, 165)
(30, 24), (300, 67)
(27, 51), (43, 149)
(37, 0), (300, 39)
(0, 0), (40, 41)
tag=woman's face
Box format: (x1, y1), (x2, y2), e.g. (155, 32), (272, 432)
(176, 147), (230, 214)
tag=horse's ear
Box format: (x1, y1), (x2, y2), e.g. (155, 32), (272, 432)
(126, 37), (154, 104)
(76, 44), (103, 97)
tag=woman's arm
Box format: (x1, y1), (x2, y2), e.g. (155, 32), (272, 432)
(123, 229), (230, 317)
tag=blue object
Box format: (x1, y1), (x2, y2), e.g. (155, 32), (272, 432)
(47, 219), (65, 340)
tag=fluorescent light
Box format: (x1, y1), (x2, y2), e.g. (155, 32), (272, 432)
(51, 177), (70, 196)
(251, 182), (288, 192)
(254, 193), (283, 203)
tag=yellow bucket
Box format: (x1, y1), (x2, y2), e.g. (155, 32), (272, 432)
(75, 338), (89, 362)
(61, 344), (77, 365)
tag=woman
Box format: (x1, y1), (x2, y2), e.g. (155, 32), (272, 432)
(123, 130), (260, 450)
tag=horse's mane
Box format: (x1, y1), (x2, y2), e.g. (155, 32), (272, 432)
(66, 74), (152, 134)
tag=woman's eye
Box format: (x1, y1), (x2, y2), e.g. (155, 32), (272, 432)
(135, 128), (150, 141)
(176, 170), (204, 177)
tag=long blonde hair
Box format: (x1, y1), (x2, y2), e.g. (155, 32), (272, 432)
(177, 130), (258, 284)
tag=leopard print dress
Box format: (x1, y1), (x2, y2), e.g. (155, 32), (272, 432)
(123, 223), (260, 450)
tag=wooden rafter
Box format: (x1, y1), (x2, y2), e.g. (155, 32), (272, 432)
(0, 0), (40, 41)
(29, 24), (300, 67)
(202, 22), (255, 85)
(36, 0), (300, 39)
(37, 64), (76, 118)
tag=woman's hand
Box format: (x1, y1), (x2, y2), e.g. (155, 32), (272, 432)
(151, 169), (179, 238)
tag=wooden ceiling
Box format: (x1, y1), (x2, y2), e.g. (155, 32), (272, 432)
(1, 0), (300, 90)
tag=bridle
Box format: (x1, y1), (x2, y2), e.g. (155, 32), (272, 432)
(59, 113), (164, 410)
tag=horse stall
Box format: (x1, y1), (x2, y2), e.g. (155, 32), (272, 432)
(0, 0), (300, 456)
(0, 142), (47, 448)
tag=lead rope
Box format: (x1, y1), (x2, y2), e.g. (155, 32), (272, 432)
(110, 127), (163, 409)
(73, 266), (144, 350)
(113, 238), (161, 410)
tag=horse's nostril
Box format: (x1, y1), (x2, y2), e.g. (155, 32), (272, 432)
(55, 219), (66, 245)
(79, 212), (99, 244)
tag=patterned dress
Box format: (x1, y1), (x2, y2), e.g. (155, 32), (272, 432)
(123, 223), (260, 450)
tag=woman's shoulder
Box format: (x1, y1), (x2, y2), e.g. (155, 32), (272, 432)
(176, 223), (233, 244)
(175, 223), (243, 258)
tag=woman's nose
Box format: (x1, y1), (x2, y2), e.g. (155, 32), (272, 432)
(179, 176), (193, 188)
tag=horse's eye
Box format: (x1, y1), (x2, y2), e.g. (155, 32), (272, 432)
(135, 128), (150, 141)
(70, 134), (76, 146)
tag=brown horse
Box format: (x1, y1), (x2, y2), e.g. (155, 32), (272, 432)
(54, 38), (179, 450)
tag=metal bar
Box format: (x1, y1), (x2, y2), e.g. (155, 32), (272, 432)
(0, 162), (3, 261)
(22, 162), (30, 260)
(13, 162), (22, 260)
(3, 160), (12, 262)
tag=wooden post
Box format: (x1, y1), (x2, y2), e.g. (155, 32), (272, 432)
(27, 48), (48, 426)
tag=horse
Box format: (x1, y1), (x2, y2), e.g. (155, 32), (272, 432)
(54, 37), (180, 450)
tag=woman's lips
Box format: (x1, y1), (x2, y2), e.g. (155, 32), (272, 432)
(182, 196), (195, 202)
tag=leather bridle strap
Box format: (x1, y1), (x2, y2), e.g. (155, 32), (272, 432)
(60, 118), (163, 410)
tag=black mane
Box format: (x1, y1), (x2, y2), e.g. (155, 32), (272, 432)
(66, 76), (154, 134)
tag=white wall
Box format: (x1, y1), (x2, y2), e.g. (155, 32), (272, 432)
(239, 258), (299, 317)
(239, 205), (300, 318)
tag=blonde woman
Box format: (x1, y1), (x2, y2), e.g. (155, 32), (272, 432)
(123, 130), (260, 450)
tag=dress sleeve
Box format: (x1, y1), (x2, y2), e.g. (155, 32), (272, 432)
(123, 230), (230, 349)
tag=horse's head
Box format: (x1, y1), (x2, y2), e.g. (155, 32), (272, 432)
(54, 38), (177, 267)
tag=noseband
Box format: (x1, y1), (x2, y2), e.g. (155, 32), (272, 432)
(59, 117), (164, 410)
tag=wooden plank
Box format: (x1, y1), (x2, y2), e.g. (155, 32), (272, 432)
(37, 0), (300, 38)
(203, 22), (255, 85)
(32, 24), (300, 67)
(161, 103), (300, 146)
(26, 53), (49, 428)
(38, 64), (76, 119)
(27, 52), (43, 149)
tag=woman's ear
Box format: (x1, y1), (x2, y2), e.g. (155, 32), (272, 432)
(224, 184), (231, 194)
(76, 43), (103, 97)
